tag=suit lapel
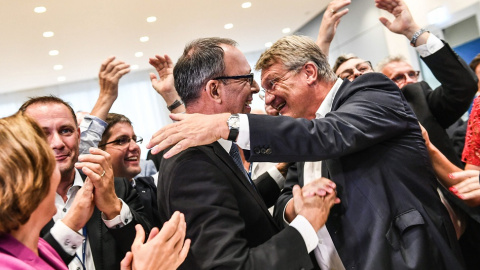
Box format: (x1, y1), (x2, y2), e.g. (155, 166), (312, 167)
(207, 143), (278, 228)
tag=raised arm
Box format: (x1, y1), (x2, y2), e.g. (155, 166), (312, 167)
(316, 0), (351, 56)
(149, 54), (185, 114)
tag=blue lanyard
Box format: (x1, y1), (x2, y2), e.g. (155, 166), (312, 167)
(74, 226), (87, 270)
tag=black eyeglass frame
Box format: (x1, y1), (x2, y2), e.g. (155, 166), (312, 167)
(213, 73), (254, 86)
(98, 136), (143, 148)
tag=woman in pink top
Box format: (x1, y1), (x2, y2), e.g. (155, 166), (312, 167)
(0, 112), (66, 270)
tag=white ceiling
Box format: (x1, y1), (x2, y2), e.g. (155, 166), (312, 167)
(0, 0), (329, 94)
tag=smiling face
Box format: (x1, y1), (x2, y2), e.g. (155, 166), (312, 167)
(218, 44), (259, 114)
(260, 62), (318, 119)
(103, 122), (141, 179)
(25, 103), (80, 182)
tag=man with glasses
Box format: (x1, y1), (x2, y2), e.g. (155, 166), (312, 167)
(97, 113), (161, 228)
(155, 37), (339, 270)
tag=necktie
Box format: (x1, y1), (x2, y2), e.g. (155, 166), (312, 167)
(229, 143), (256, 189)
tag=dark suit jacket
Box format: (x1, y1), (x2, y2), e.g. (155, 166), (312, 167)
(157, 142), (315, 270)
(135, 176), (162, 228)
(41, 171), (151, 270)
(250, 73), (465, 269)
(402, 41), (478, 167)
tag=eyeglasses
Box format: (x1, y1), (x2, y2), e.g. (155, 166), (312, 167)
(390, 71), (420, 84)
(259, 89), (266, 100)
(262, 69), (296, 94)
(338, 61), (373, 81)
(98, 136), (143, 148)
(213, 73), (254, 86)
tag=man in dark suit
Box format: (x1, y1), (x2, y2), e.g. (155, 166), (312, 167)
(148, 34), (468, 269)
(156, 37), (339, 270)
(20, 96), (151, 270)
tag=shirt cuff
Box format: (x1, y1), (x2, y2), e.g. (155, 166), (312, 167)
(79, 115), (107, 133)
(416, 34), (444, 58)
(267, 166), (286, 189)
(290, 215), (319, 253)
(101, 199), (134, 229)
(236, 114), (250, 150)
(50, 220), (85, 256)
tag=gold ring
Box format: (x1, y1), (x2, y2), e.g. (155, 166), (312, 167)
(100, 170), (106, 177)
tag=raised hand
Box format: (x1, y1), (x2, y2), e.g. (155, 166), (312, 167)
(62, 178), (95, 231)
(375, 0), (420, 40)
(316, 0), (351, 56)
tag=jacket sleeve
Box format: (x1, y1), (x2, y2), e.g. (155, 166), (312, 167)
(253, 171), (281, 208)
(422, 41), (478, 128)
(273, 163), (299, 228)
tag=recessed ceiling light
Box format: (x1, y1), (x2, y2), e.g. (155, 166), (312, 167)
(140, 36), (149, 42)
(43, 31), (54, 38)
(147, 16), (157, 23)
(34, 6), (47, 13)
(131, 65), (139, 70)
(135, 52), (143, 57)
(49, 50), (59, 56)
(282, 28), (291, 34)
(224, 23), (233, 30)
(57, 76), (66, 82)
(242, 2), (252, 8)
(53, 65), (63, 70)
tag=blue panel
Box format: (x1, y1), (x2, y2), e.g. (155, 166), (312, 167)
(453, 37), (480, 64)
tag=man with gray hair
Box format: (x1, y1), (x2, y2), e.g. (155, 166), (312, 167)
(148, 34), (467, 269)
(155, 37), (338, 269)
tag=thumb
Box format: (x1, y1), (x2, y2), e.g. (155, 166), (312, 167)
(292, 185), (304, 211)
(379, 17), (391, 29)
(170, 113), (187, 122)
(132, 224), (146, 251)
(120, 252), (133, 270)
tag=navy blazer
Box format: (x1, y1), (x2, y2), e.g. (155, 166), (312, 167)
(250, 73), (465, 269)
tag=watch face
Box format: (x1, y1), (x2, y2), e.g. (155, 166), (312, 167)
(229, 116), (240, 129)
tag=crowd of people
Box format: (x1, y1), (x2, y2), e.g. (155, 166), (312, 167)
(1, 0), (480, 269)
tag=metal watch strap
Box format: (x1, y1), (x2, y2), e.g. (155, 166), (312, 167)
(167, 99), (184, 111)
(410, 28), (428, 46)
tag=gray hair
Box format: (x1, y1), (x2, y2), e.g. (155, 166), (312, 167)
(376, 55), (406, 72)
(255, 35), (337, 82)
(173, 37), (238, 106)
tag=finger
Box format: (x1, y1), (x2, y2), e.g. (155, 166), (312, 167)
(157, 211), (181, 241)
(171, 214), (187, 253)
(147, 227), (160, 242)
(132, 224), (146, 251)
(449, 170), (479, 181)
(164, 55), (174, 67)
(120, 251), (133, 270)
(149, 73), (158, 83)
(378, 17), (391, 29)
(105, 59), (124, 74)
(178, 239), (191, 265)
(454, 178), (480, 193)
(458, 188), (480, 201)
(100, 56), (116, 73)
(75, 161), (103, 174)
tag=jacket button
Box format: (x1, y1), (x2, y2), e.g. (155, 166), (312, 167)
(261, 148), (266, 154)
(265, 148), (272, 154)
(254, 147), (260, 154)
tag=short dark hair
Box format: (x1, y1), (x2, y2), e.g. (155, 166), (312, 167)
(332, 54), (358, 73)
(98, 113), (132, 149)
(18, 95), (78, 127)
(173, 37), (237, 106)
(470, 53), (480, 72)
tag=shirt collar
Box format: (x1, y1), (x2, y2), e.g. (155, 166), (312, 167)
(316, 78), (343, 119)
(218, 138), (232, 153)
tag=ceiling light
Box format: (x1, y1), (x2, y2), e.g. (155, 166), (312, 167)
(43, 31), (54, 38)
(131, 65), (139, 70)
(147, 16), (157, 23)
(53, 65), (63, 70)
(224, 23), (233, 30)
(140, 36), (149, 42)
(265, 42), (273, 47)
(282, 28), (291, 34)
(428, 6), (450, 25)
(57, 76), (66, 82)
(135, 52), (143, 57)
(49, 50), (59, 56)
(34, 7), (47, 13)
(242, 2), (252, 8)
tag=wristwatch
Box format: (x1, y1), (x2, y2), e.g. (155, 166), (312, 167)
(227, 114), (240, 141)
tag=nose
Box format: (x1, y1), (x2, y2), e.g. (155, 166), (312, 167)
(49, 132), (65, 150)
(353, 69), (362, 80)
(264, 91), (275, 106)
(251, 80), (260, 93)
